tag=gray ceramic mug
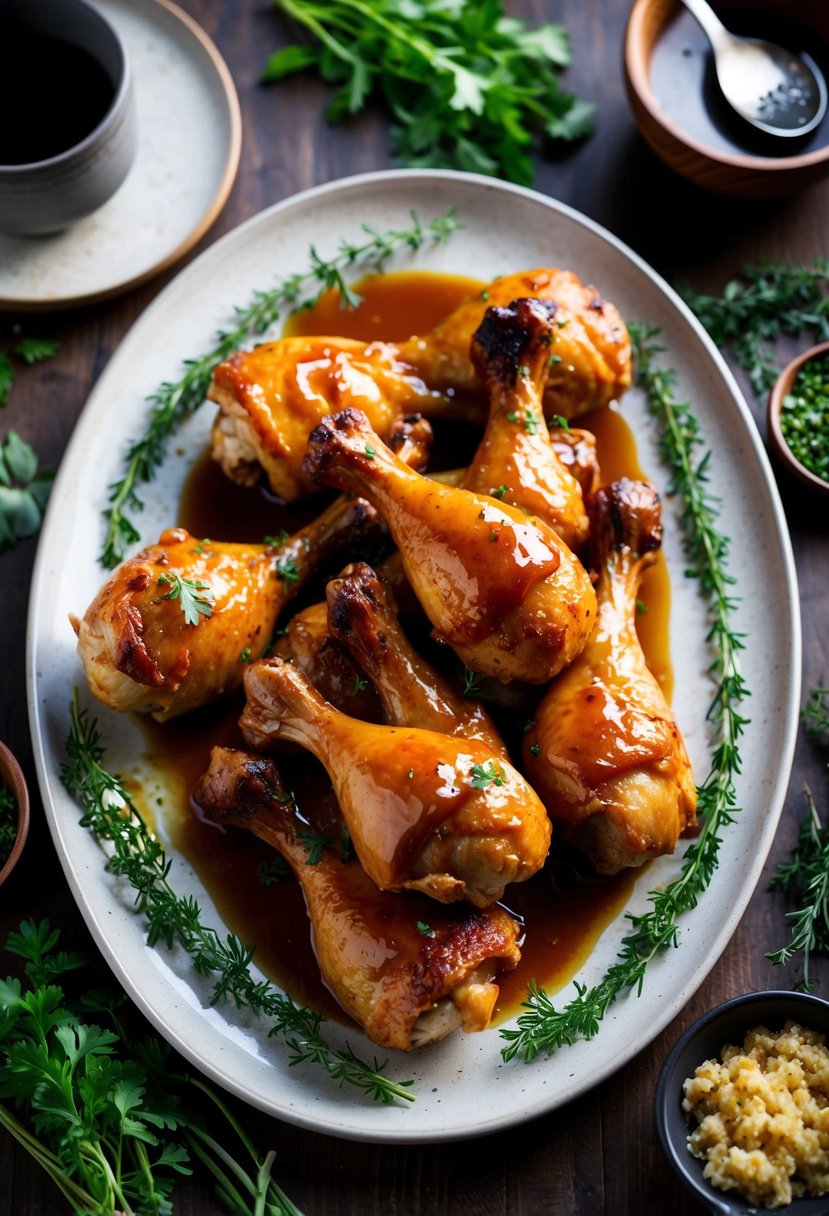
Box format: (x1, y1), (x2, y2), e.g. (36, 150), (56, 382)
(0, 0), (137, 235)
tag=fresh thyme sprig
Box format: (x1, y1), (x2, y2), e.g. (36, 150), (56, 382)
(500, 322), (750, 1062)
(679, 260), (829, 397)
(766, 687), (829, 991)
(101, 208), (462, 569)
(61, 689), (414, 1105)
(767, 789), (829, 993)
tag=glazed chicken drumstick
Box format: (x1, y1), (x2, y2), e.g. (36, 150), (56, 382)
(240, 657), (552, 906)
(326, 562), (508, 756)
(73, 495), (380, 721)
(463, 296), (590, 550)
(523, 478), (698, 874)
(193, 747), (522, 1051)
(209, 268), (630, 501)
(303, 408), (597, 684)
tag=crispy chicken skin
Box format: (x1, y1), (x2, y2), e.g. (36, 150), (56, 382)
(239, 657), (552, 906)
(463, 297), (590, 550)
(302, 408), (597, 684)
(274, 600), (384, 721)
(523, 478), (698, 874)
(397, 267), (631, 417)
(74, 496), (380, 721)
(208, 269), (630, 501)
(193, 747), (521, 1051)
(326, 562), (508, 756)
(209, 336), (444, 501)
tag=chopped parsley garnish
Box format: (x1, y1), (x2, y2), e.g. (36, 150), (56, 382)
(297, 829), (331, 866)
(469, 761), (505, 789)
(275, 557), (301, 583)
(416, 921), (435, 938)
(156, 573), (214, 625)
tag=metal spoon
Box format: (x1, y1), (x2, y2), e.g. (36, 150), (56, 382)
(679, 0), (828, 138)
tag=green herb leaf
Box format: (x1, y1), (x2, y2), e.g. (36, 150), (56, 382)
(12, 337), (60, 365)
(0, 431), (54, 553)
(156, 573), (214, 626)
(267, 0), (593, 186)
(469, 760), (504, 790)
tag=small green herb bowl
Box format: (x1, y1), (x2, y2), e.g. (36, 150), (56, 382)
(0, 740), (30, 887)
(768, 341), (829, 495)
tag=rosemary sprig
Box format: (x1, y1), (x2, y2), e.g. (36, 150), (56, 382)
(61, 689), (414, 1105)
(101, 208), (462, 569)
(679, 260), (829, 398)
(500, 322), (750, 1062)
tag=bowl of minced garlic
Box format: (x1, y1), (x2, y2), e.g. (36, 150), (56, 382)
(655, 991), (829, 1215)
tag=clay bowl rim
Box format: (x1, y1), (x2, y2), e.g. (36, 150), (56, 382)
(654, 989), (829, 1215)
(767, 340), (829, 495)
(624, 0), (829, 178)
(0, 740), (30, 887)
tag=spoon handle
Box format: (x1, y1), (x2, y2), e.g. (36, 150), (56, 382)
(678, 0), (730, 54)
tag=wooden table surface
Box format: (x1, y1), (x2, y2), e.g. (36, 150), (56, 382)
(2, 1), (827, 1212)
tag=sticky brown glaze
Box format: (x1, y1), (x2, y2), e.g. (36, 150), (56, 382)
(209, 336), (447, 501)
(396, 267), (632, 418)
(325, 562), (508, 755)
(463, 297), (590, 550)
(302, 408), (597, 684)
(523, 478), (698, 874)
(274, 599), (384, 721)
(75, 495), (381, 721)
(239, 657), (552, 906)
(193, 746), (522, 1051)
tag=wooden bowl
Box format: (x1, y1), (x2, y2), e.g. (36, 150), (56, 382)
(624, 0), (829, 198)
(768, 341), (829, 495)
(0, 740), (30, 887)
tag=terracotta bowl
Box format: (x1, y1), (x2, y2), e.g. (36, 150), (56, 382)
(623, 0), (829, 198)
(0, 741), (30, 887)
(768, 341), (829, 495)
(655, 990), (829, 1215)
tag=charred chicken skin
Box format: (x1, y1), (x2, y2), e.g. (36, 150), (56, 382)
(239, 657), (552, 906)
(208, 268), (630, 501)
(193, 747), (522, 1051)
(325, 562), (508, 756)
(302, 408), (597, 684)
(523, 478), (698, 874)
(74, 495), (380, 721)
(274, 599), (384, 722)
(463, 297), (590, 550)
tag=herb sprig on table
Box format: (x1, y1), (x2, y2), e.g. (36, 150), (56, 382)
(62, 689), (414, 1106)
(0, 429), (54, 555)
(0, 334), (59, 408)
(265, 0), (594, 186)
(0, 918), (304, 1215)
(500, 323), (749, 1061)
(767, 688), (829, 992)
(101, 208), (462, 570)
(680, 260), (829, 397)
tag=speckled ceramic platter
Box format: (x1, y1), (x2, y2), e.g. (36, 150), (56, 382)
(27, 169), (800, 1142)
(0, 0), (241, 310)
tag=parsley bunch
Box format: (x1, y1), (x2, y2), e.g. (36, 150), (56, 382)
(265, 0), (594, 185)
(0, 919), (304, 1216)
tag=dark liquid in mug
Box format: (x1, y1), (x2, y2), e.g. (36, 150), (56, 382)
(0, 32), (114, 165)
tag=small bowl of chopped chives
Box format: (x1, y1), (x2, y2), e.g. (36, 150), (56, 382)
(768, 341), (829, 495)
(0, 740), (30, 887)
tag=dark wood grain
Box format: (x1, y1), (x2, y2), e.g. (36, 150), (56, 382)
(1, 1), (827, 1212)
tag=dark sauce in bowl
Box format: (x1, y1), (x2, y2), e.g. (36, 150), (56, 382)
(0, 33), (115, 166)
(649, 8), (829, 158)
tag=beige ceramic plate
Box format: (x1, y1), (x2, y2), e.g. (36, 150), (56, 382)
(0, 0), (241, 310)
(28, 171), (800, 1143)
